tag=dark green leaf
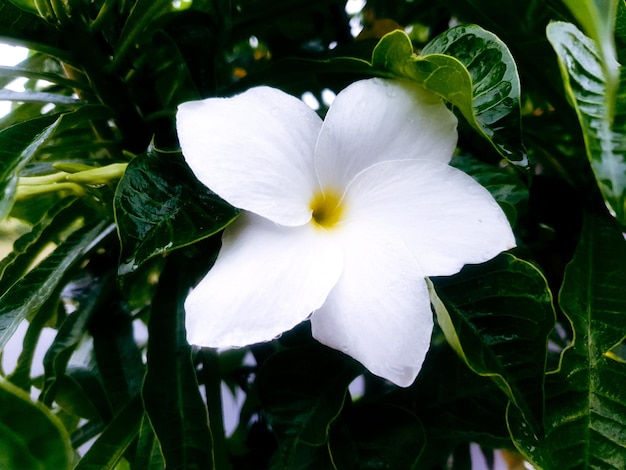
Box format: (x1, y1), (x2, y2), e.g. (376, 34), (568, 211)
(142, 255), (214, 469)
(257, 343), (361, 468)
(0, 380), (72, 470)
(329, 403), (425, 470)
(431, 253), (555, 433)
(509, 210), (626, 469)
(372, 26), (522, 160)
(134, 415), (166, 470)
(40, 271), (112, 408)
(114, 149), (240, 275)
(547, 21), (626, 224)
(74, 395), (143, 470)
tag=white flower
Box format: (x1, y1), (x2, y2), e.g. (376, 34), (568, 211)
(176, 78), (516, 387)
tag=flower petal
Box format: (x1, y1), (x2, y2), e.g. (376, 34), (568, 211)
(341, 159), (516, 277)
(314, 78), (458, 190)
(185, 213), (343, 348)
(177, 87), (323, 226)
(311, 223), (433, 387)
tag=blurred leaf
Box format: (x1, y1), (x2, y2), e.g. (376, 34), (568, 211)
(547, 21), (626, 225)
(561, 0), (619, 112)
(40, 271), (112, 409)
(257, 343), (361, 468)
(133, 31), (201, 112)
(74, 394), (143, 470)
(0, 214), (110, 350)
(0, 89), (82, 104)
(0, 379), (72, 470)
(0, 113), (61, 219)
(509, 210), (626, 469)
(0, 0), (67, 53)
(112, 0), (178, 70)
(142, 255), (214, 469)
(0, 65), (86, 90)
(431, 253), (555, 433)
(328, 403), (425, 470)
(372, 26), (522, 160)
(6, 296), (55, 390)
(402, 345), (512, 467)
(114, 148), (240, 275)
(0, 197), (79, 293)
(450, 154), (528, 226)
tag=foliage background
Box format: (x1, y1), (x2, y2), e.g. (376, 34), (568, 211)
(0, 0), (625, 469)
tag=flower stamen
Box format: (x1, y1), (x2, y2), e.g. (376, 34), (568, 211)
(310, 189), (344, 229)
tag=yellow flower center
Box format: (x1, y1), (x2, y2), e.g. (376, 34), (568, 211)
(310, 189), (345, 229)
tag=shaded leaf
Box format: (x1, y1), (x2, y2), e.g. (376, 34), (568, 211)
(329, 403), (425, 470)
(40, 271), (112, 408)
(0, 380), (72, 470)
(114, 148), (240, 275)
(74, 395), (143, 470)
(257, 343), (361, 468)
(372, 26), (522, 160)
(547, 21), (626, 224)
(142, 255), (214, 469)
(431, 253), (555, 433)
(509, 210), (626, 469)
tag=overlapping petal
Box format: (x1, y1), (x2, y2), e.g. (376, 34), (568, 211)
(185, 213), (343, 348)
(311, 223), (432, 387)
(176, 87), (322, 226)
(341, 158), (516, 277)
(314, 78), (458, 190)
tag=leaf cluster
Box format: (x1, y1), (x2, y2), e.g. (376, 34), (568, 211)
(0, 0), (625, 469)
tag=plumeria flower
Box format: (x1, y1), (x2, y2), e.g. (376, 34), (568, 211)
(176, 78), (515, 387)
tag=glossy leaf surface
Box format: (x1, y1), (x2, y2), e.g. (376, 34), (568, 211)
(372, 26), (522, 160)
(547, 21), (626, 224)
(509, 210), (626, 469)
(114, 149), (240, 275)
(431, 254), (555, 432)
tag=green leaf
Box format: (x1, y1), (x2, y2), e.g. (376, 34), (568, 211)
(509, 210), (626, 469)
(40, 271), (112, 408)
(114, 148), (240, 275)
(430, 253), (555, 433)
(547, 21), (626, 224)
(111, 0), (177, 70)
(0, 113), (61, 219)
(561, 0), (619, 113)
(0, 214), (111, 350)
(142, 255), (214, 469)
(0, 379), (72, 470)
(257, 343), (361, 468)
(0, 1), (67, 52)
(328, 403), (425, 470)
(403, 345), (511, 467)
(74, 395), (144, 470)
(372, 27), (522, 160)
